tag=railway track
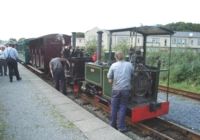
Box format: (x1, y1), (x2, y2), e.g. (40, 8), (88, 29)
(135, 118), (200, 140)
(26, 65), (200, 140)
(159, 85), (200, 101)
(77, 94), (200, 140)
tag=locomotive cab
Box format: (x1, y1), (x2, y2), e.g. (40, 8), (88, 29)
(62, 33), (92, 95)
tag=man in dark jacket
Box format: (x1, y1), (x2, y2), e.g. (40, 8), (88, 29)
(49, 57), (69, 95)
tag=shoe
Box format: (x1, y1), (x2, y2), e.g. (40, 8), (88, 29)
(119, 128), (129, 133)
(10, 79), (13, 83)
(4, 73), (7, 76)
(17, 77), (22, 81)
(111, 126), (118, 130)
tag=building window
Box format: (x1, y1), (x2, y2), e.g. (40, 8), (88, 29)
(152, 38), (160, 44)
(198, 39), (200, 46)
(138, 38), (140, 44)
(191, 40), (193, 46)
(182, 39), (187, 45)
(177, 38), (182, 45)
(172, 38), (176, 44)
(164, 39), (167, 46)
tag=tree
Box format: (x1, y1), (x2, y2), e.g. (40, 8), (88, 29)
(113, 40), (129, 56)
(85, 39), (97, 56)
(164, 22), (200, 32)
(8, 38), (17, 44)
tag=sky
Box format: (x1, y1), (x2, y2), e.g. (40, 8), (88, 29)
(0, 0), (199, 40)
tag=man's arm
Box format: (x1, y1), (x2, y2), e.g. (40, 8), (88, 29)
(107, 66), (113, 84)
(49, 63), (53, 78)
(13, 48), (19, 60)
(60, 58), (70, 67)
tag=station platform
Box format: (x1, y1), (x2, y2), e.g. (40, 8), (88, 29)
(0, 64), (131, 140)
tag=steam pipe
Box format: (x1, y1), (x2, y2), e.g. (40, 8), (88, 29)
(72, 32), (76, 48)
(97, 31), (103, 64)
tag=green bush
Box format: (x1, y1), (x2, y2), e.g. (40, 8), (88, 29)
(113, 40), (129, 56)
(147, 48), (200, 90)
(85, 39), (97, 56)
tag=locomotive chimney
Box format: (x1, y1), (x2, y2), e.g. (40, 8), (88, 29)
(97, 31), (103, 64)
(72, 32), (76, 49)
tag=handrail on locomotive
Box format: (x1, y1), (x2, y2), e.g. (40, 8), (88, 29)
(104, 26), (174, 103)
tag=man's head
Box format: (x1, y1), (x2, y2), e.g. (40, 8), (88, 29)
(115, 51), (124, 61)
(1, 46), (5, 51)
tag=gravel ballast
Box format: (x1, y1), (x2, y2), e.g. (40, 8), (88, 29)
(159, 92), (200, 133)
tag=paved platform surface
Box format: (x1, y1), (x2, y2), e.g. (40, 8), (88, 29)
(0, 64), (131, 140)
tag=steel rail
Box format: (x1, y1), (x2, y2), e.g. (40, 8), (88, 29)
(26, 65), (200, 140)
(79, 94), (200, 140)
(159, 85), (200, 101)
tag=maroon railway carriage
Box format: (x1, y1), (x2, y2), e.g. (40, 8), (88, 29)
(28, 34), (71, 73)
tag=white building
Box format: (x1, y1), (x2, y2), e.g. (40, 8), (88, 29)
(76, 37), (85, 48)
(85, 27), (109, 50)
(171, 32), (200, 48)
(84, 27), (200, 49)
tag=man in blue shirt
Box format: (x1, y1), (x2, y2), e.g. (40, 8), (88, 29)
(4, 43), (21, 82)
(107, 51), (134, 132)
(0, 46), (7, 76)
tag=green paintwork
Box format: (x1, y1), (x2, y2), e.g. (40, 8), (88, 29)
(102, 67), (112, 98)
(17, 39), (30, 64)
(85, 63), (103, 87)
(104, 51), (115, 62)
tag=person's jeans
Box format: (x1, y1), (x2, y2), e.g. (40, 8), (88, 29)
(7, 58), (20, 81)
(0, 59), (7, 75)
(110, 90), (130, 130)
(53, 68), (66, 95)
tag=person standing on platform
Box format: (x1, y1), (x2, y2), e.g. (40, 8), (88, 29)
(4, 42), (21, 82)
(0, 46), (7, 76)
(49, 56), (69, 95)
(107, 51), (134, 132)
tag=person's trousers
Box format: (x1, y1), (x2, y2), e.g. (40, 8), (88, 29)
(7, 58), (20, 81)
(53, 69), (66, 95)
(0, 59), (7, 75)
(110, 90), (130, 130)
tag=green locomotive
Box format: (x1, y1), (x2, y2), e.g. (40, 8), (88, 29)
(82, 26), (174, 123)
